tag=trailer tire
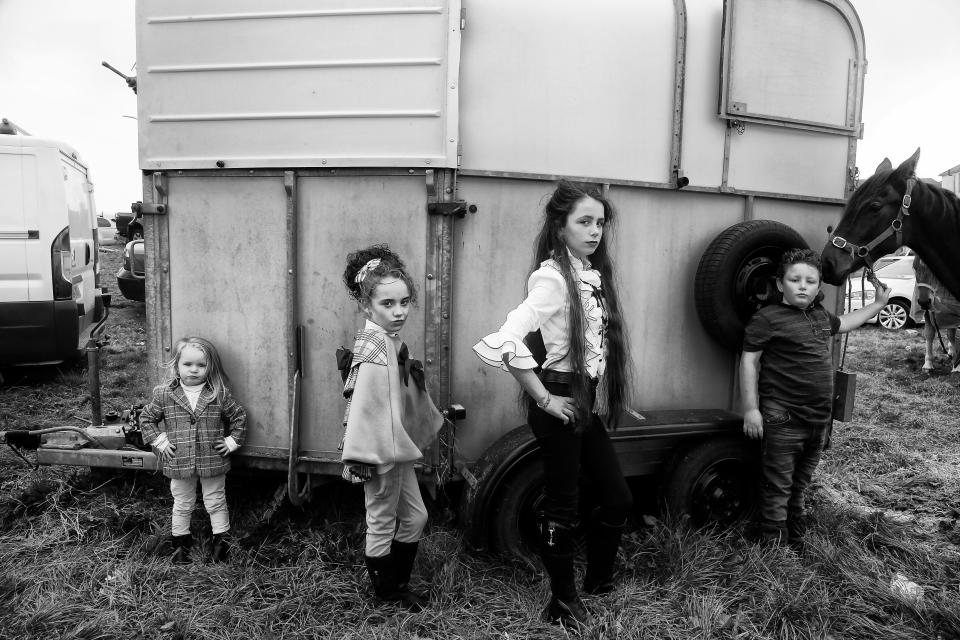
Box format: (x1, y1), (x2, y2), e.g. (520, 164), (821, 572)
(488, 458), (590, 567)
(662, 438), (759, 527)
(695, 220), (808, 351)
(489, 460), (545, 567)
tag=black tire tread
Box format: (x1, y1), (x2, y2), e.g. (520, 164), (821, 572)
(695, 220), (808, 350)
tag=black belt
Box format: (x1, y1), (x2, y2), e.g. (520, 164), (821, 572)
(540, 369), (598, 389)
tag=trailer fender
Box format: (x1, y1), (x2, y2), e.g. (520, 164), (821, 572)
(695, 220), (809, 351)
(458, 423), (540, 554)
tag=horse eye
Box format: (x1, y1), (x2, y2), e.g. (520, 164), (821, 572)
(869, 201), (882, 211)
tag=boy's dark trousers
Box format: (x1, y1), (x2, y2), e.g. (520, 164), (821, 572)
(759, 408), (828, 543)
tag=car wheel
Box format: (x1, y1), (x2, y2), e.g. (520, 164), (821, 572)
(662, 438), (759, 527)
(877, 299), (910, 330)
(695, 220), (808, 351)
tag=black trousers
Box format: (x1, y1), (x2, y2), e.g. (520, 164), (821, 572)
(527, 379), (632, 526)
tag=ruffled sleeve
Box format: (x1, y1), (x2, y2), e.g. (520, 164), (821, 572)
(472, 266), (564, 371)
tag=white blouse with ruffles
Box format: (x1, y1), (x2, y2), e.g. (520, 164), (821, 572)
(473, 253), (607, 378)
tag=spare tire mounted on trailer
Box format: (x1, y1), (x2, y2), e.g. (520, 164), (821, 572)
(695, 220), (809, 351)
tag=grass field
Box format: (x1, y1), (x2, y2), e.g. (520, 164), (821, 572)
(1, 251), (958, 639)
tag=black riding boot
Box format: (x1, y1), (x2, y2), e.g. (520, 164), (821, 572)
(210, 532), (230, 563)
(538, 517), (593, 629)
(583, 513), (625, 596)
(170, 533), (192, 564)
(391, 539), (429, 610)
(364, 553), (424, 612)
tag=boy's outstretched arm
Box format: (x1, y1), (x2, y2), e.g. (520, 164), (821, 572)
(739, 350), (764, 440)
(838, 282), (891, 333)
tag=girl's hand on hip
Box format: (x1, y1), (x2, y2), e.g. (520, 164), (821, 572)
(214, 439), (230, 457)
(742, 409), (763, 440)
(545, 394), (578, 425)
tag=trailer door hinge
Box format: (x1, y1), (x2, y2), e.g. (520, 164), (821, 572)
(132, 202), (167, 215)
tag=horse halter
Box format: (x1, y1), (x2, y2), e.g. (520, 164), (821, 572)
(829, 175), (916, 270)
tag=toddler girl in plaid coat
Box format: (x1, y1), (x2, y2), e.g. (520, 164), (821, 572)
(141, 336), (246, 563)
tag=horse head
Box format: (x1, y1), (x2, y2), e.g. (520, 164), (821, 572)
(821, 149), (920, 285)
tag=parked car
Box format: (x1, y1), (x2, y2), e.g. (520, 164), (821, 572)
(116, 239), (144, 302)
(96, 216), (118, 246)
(844, 256), (916, 329)
(114, 205), (144, 243)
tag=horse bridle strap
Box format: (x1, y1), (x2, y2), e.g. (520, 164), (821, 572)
(830, 175), (916, 270)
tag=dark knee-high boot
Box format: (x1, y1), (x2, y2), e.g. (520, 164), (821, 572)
(538, 517), (593, 629)
(583, 512), (625, 595)
(170, 533), (192, 564)
(364, 553), (424, 612)
(391, 539), (429, 609)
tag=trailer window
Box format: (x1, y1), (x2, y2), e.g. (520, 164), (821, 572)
(719, 0), (865, 136)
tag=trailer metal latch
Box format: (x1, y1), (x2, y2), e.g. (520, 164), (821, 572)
(132, 202), (167, 215)
(427, 201), (475, 218)
(444, 404), (466, 421)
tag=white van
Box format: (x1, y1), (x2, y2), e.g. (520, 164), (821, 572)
(0, 119), (105, 366)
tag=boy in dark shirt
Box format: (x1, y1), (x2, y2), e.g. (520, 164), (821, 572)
(740, 248), (889, 546)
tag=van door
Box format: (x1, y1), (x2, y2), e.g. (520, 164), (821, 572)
(0, 145), (34, 304)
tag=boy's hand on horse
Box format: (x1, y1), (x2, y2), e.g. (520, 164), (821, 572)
(742, 408), (763, 440)
(874, 281), (891, 306)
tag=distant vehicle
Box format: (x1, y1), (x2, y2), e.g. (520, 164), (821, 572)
(96, 216), (118, 246)
(115, 205), (143, 243)
(116, 239), (145, 302)
(0, 118), (106, 365)
(845, 256), (916, 330)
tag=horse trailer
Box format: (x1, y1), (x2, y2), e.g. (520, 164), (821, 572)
(12, 0), (867, 556)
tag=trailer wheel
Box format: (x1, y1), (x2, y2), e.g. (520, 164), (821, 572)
(489, 459), (589, 566)
(695, 220), (808, 350)
(489, 461), (545, 567)
(662, 438), (759, 527)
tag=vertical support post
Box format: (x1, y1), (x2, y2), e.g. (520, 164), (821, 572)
(424, 169), (456, 472)
(86, 339), (102, 426)
(143, 172), (170, 386)
(283, 171), (307, 505)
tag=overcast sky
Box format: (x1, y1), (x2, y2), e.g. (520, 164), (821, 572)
(1, 1), (959, 218)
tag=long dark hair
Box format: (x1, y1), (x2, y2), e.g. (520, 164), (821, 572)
(531, 180), (631, 429)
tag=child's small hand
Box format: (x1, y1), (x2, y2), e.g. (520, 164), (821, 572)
(743, 409), (763, 440)
(214, 436), (240, 458)
(341, 463), (373, 483)
(152, 433), (176, 461)
(874, 282), (891, 306)
(542, 393), (578, 425)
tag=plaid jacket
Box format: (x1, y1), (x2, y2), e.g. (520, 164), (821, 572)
(140, 379), (247, 479)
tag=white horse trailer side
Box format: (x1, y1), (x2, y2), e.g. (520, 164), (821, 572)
(30, 0), (866, 553)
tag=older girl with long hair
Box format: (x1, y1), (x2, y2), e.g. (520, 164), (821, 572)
(473, 180), (633, 629)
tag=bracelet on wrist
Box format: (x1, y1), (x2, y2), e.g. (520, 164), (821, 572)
(536, 393), (552, 410)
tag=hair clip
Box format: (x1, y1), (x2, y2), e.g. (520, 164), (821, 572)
(354, 258), (382, 284)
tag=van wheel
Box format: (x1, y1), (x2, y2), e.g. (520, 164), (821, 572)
(662, 438), (759, 527)
(695, 220), (808, 351)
